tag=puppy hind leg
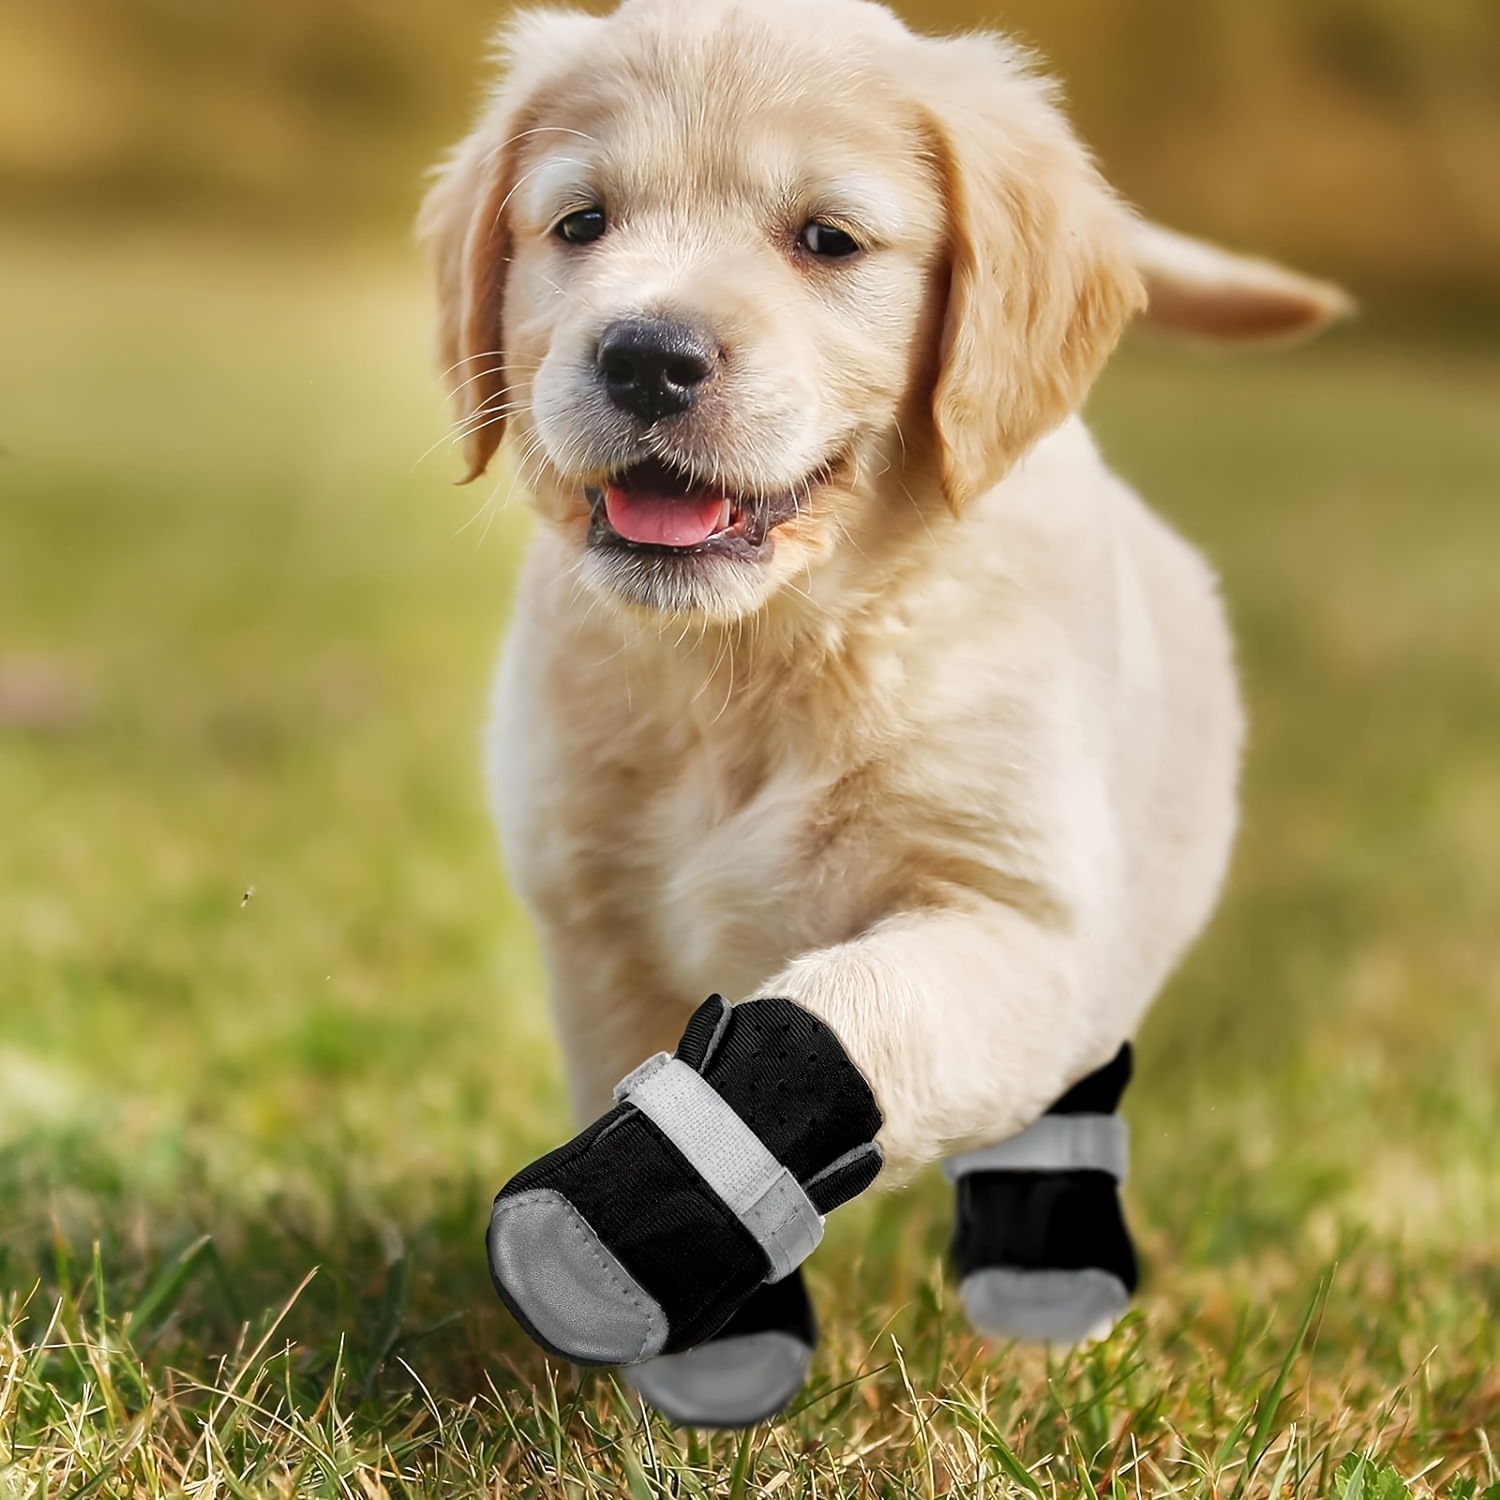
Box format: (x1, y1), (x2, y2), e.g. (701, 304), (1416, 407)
(946, 1044), (1137, 1346)
(542, 942), (704, 1126)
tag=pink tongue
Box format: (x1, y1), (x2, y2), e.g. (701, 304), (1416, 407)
(604, 487), (731, 547)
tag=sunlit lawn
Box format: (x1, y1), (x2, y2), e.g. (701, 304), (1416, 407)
(1, 230), (1498, 1496)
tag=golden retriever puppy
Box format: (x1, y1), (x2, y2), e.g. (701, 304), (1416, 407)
(422, 0), (1347, 1427)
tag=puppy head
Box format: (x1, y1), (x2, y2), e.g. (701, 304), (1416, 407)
(421, 0), (1144, 621)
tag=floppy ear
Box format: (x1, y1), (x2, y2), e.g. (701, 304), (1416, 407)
(418, 131), (520, 484)
(922, 37), (1146, 512)
(418, 10), (604, 484)
(1131, 222), (1354, 344)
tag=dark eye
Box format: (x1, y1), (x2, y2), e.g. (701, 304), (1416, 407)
(555, 207), (607, 245)
(800, 220), (861, 259)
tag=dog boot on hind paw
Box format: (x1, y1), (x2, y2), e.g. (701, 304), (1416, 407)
(624, 1268), (817, 1428)
(946, 1044), (1138, 1347)
(487, 994), (882, 1370)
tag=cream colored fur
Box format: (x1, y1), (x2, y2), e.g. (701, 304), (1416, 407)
(422, 0), (1346, 1181)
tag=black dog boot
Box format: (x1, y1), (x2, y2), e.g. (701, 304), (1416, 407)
(487, 995), (882, 1375)
(623, 1269), (817, 1428)
(946, 1044), (1137, 1345)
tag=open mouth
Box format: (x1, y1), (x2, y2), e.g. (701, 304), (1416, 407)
(586, 459), (803, 558)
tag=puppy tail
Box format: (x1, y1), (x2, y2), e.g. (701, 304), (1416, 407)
(1132, 222), (1354, 345)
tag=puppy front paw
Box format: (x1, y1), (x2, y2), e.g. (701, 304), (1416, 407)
(488, 994), (882, 1365)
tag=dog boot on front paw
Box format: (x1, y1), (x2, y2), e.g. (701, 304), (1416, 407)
(946, 1044), (1137, 1347)
(487, 994), (882, 1368)
(624, 1267), (817, 1428)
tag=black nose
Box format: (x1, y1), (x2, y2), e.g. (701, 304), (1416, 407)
(596, 318), (716, 426)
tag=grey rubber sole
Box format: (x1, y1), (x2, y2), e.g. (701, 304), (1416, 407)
(488, 1188), (668, 1366)
(959, 1266), (1130, 1347)
(623, 1331), (814, 1429)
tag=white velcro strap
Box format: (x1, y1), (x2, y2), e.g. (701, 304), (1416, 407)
(613, 1052), (824, 1281)
(942, 1114), (1129, 1184)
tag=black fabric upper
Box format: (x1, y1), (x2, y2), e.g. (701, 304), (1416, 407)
(949, 1043), (1139, 1292)
(950, 1169), (1139, 1290)
(1046, 1043), (1132, 1115)
(711, 1266), (817, 1348)
(499, 1101), (773, 1353)
(685, 996), (884, 1200)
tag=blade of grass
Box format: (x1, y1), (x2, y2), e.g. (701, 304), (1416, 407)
(728, 1428), (755, 1500)
(1341, 1452), (1371, 1500)
(1228, 1269), (1333, 1500)
(357, 1242), (410, 1402)
(621, 1440), (654, 1500)
(129, 1235), (213, 1339)
(974, 1413), (1043, 1497)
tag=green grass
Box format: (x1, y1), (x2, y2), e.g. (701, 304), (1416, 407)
(1, 230), (1499, 1496)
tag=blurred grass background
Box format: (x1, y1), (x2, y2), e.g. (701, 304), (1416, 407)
(1, 1), (1499, 1494)
(4, 0), (1500, 300)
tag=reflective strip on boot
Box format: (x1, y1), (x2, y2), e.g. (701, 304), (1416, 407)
(615, 1051), (825, 1281)
(943, 1113), (1128, 1183)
